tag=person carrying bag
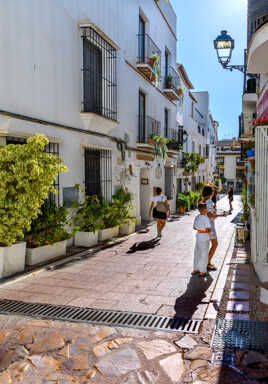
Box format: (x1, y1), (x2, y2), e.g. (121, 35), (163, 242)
(149, 187), (169, 238)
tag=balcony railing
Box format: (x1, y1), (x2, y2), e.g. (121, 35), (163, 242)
(165, 128), (178, 140)
(163, 66), (181, 90)
(137, 34), (161, 83)
(138, 115), (161, 143)
(248, 0), (268, 42)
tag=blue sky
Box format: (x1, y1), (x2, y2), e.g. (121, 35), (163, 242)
(170, 0), (248, 140)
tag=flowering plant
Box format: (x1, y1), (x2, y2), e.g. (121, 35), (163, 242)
(244, 141), (254, 150)
(253, 117), (268, 127)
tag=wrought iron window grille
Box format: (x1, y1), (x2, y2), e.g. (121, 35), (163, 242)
(81, 27), (117, 121)
(84, 148), (112, 201)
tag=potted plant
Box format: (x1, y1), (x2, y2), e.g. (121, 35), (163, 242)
(149, 53), (160, 85)
(236, 188), (249, 242)
(25, 201), (71, 266)
(113, 189), (136, 236)
(98, 200), (121, 242)
(0, 134), (66, 278)
(165, 75), (172, 88)
(73, 195), (104, 247)
(177, 194), (186, 214)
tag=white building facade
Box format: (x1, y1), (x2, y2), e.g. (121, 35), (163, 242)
(0, 0), (182, 223)
(175, 66), (218, 193)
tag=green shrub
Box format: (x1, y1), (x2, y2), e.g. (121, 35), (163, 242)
(74, 195), (104, 233)
(112, 188), (136, 225)
(0, 134), (67, 246)
(25, 201), (70, 248)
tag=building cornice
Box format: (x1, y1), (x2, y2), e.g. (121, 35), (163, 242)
(177, 64), (194, 89)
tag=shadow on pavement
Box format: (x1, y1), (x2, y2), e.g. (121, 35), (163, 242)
(126, 237), (160, 253)
(173, 274), (213, 319)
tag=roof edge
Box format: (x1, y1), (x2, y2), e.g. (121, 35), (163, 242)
(177, 63), (194, 89)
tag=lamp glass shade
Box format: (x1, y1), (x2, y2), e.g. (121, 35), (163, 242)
(214, 30), (234, 67)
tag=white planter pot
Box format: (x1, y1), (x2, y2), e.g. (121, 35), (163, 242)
(0, 242), (26, 278)
(26, 240), (67, 266)
(120, 222), (136, 236)
(74, 231), (99, 247)
(67, 237), (74, 247)
(98, 226), (119, 242)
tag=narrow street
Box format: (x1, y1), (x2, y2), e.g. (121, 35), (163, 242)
(0, 196), (252, 384)
(0, 196), (237, 319)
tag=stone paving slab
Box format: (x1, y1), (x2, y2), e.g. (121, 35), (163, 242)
(0, 197), (239, 320)
(227, 301), (250, 312)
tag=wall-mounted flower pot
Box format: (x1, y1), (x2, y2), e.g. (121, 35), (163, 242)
(0, 242), (26, 278)
(120, 222), (136, 236)
(26, 240), (67, 266)
(74, 231), (99, 248)
(98, 226), (119, 242)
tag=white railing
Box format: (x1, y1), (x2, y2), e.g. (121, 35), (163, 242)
(256, 126), (268, 263)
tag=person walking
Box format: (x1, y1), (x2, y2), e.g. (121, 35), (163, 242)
(202, 185), (226, 271)
(192, 202), (211, 277)
(211, 188), (218, 209)
(227, 186), (234, 213)
(149, 187), (169, 238)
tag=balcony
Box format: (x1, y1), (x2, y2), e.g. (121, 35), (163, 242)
(248, 0), (268, 42)
(137, 115), (161, 144)
(137, 34), (161, 84)
(239, 112), (255, 139)
(165, 129), (182, 151)
(162, 66), (181, 101)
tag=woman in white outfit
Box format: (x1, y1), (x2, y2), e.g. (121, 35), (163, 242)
(149, 187), (169, 238)
(202, 185), (226, 271)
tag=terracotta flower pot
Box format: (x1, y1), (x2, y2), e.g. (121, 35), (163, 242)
(148, 137), (154, 144)
(179, 205), (185, 214)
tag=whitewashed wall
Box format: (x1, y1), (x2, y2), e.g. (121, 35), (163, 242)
(0, 0), (178, 220)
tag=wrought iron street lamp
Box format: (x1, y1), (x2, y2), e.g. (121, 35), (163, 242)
(214, 30), (246, 73)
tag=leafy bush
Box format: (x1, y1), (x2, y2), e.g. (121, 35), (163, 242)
(177, 193), (190, 211)
(25, 201), (71, 248)
(196, 182), (204, 192)
(0, 134), (67, 246)
(112, 188), (136, 225)
(74, 195), (104, 233)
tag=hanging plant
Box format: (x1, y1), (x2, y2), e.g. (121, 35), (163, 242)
(253, 117), (268, 127)
(149, 134), (170, 161)
(149, 53), (161, 86)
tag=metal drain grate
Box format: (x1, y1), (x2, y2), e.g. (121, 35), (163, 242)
(212, 319), (268, 351)
(0, 299), (201, 334)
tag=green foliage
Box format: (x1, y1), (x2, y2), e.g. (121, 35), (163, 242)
(183, 152), (205, 174)
(240, 187), (248, 222)
(25, 201), (70, 248)
(196, 182), (205, 192)
(177, 193), (190, 211)
(112, 188), (136, 225)
(150, 134), (170, 160)
(0, 134), (67, 246)
(74, 195), (104, 233)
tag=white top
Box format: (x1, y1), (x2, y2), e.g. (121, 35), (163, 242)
(193, 214), (211, 240)
(152, 194), (167, 204)
(205, 198), (215, 221)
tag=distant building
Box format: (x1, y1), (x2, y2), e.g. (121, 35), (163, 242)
(216, 138), (246, 191)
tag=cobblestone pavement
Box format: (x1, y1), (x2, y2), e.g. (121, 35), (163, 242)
(0, 196), (238, 319)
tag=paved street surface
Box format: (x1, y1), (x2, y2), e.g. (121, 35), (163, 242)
(0, 196), (238, 319)
(1, 196), (268, 383)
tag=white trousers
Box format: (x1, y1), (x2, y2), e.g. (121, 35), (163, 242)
(193, 239), (210, 273)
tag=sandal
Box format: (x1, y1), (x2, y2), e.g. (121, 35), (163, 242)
(199, 272), (207, 277)
(207, 264), (217, 271)
(191, 270), (200, 275)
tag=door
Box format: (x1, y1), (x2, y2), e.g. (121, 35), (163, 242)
(139, 91), (146, 141)
(83, 39), (102, 114)
(138, 16), (145, 62)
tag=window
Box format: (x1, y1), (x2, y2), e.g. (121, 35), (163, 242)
(198, 125), (201, 134)
(192, 141), (195, 153)
(165, 168), (173, 200)
(164, 108), (169, 137)
(139, 91), (146, 142)
(177, 178), (182, 194)
(203, 146), (206, 158)
(199, 144), (202, 155)
(165, 49), (169, 78)
(202, 128), (205, 136)
(191, 102), (194, 118)
(138, 16), (146, 62)
(84, 148), (112, 201)
(81, 27), (117, 120)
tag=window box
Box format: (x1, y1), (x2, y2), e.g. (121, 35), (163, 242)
(0, 242), (26, 278)
(25, 240), (67, 266)
(74, 231), (99, 248)
(98, 226), (119, 242)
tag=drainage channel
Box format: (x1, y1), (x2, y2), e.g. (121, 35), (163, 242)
(0, 299), (201, 334)
(212, 318), (268, 351)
